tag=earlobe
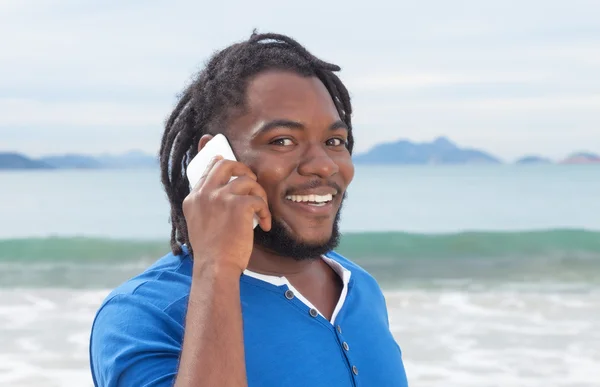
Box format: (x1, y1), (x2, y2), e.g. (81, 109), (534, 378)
(198, 134), (214, 153)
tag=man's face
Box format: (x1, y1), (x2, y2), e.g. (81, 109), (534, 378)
(225, 70), (354, 259)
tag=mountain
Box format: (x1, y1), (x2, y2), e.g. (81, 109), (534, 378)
(352, 137), (502, 165)
(95, 150), (158, 168)
(0, 151), (158, 170)
(40, 154), (103, 169)
(560, 152), (600, 164)
(515, 155), (553, 165)
(0, 153), (53, 169)
(2, 142), (598, 170)
(39, 151), (157, 169)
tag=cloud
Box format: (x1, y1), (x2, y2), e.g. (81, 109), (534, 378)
(348, 72), (551, 90)
(0, 98), (168, 127)
(0, 0), (599, 159)
(355, 94), (600, 113)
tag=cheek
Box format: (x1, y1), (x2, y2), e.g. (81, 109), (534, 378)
(235, 149), (287, 195)
(255, 164), (292, 200)
(338, 157), (355, 186)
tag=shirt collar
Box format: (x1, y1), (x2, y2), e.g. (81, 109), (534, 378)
(243, 255), (351, 286)
(243, 254), (352, 324)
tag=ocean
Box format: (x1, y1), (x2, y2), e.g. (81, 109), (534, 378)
(1, 165), (599, 386)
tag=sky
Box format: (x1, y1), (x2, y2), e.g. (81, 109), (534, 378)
(1, 0), (599, 162)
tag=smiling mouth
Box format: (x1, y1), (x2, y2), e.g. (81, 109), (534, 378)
(284, 194), (335, 207)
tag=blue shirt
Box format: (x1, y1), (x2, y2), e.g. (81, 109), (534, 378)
(89, 248), (409, 386)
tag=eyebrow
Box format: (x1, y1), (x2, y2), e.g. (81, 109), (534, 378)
(252, 119), (348, 137)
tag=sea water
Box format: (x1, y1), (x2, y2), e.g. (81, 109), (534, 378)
(1, 165), (599, 386)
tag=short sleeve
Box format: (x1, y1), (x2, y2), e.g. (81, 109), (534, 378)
(89, 294), (183, 387)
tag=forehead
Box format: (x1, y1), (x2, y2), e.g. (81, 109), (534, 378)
(241, 70), (340, 126)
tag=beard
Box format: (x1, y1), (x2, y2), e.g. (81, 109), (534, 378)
(253, 193), (345, 261)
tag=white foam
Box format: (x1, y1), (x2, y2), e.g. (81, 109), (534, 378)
(0, 289), (102, 386)
(384, 288), (600, 386)
(1, 287), (599, 386)
(22, 294), (57, 310)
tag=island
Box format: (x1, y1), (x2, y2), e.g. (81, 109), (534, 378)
(352, 137), (502, 165)
(515, 155), (553, 165)
(2, 138), (598, 169)
(560, 152), (600, 164)
(0, 151), (158, 170)
(0, 153), (53, 169)
(39, 154), (103, 169)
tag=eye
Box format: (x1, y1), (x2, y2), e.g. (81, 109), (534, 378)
(326, 137), (346, 147)
(270, 138), (294, 146)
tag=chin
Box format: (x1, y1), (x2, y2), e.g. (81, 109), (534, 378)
(294, 227), (333, 245)
(254, 213), (342, 261)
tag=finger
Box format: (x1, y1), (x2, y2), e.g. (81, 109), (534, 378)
(191, 155), (223, 191)
(223, 176), (268, 205)
(204, 160), (257, 189)
(240, 195), (272, 231)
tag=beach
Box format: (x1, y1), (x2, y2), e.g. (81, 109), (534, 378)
(2, 284), (598, 386)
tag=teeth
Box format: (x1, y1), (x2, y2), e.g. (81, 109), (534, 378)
(285, 194), (333, 203)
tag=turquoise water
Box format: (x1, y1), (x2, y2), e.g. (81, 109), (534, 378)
(1, 165), (599, 288)
(1, 230), (600, 288)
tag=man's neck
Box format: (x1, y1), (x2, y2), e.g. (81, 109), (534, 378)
(246, 244), (321, 277)
(246, 244), (344, 321)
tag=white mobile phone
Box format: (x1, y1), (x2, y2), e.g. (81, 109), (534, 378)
(186, 134), (259, 229)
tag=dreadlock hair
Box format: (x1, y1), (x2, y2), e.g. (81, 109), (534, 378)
(159, 31), (354, 256)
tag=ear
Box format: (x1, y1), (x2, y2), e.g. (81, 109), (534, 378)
(198, 134), (214, 153)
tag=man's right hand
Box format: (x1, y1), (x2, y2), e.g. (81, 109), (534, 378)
(183, 156), (272, 275)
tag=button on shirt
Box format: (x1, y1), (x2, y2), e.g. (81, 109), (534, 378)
(89, 248), (409, 386)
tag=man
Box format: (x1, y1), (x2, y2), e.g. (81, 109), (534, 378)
(89, 31), (408, 387)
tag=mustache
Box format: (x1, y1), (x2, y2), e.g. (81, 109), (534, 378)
(285, 179), (343, 195)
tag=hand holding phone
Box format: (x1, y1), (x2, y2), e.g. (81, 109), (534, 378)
(186, 134), (260, 229)
(183, 134), (271, 273)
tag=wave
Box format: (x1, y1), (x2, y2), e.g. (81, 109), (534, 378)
(2, 229), (599, 262)
(338, 229), (600, 260)
(2, 230), (599, 288)
(0, 237), (167, 263)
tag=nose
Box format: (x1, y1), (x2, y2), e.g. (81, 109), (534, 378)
(297, 142), (339, 178)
